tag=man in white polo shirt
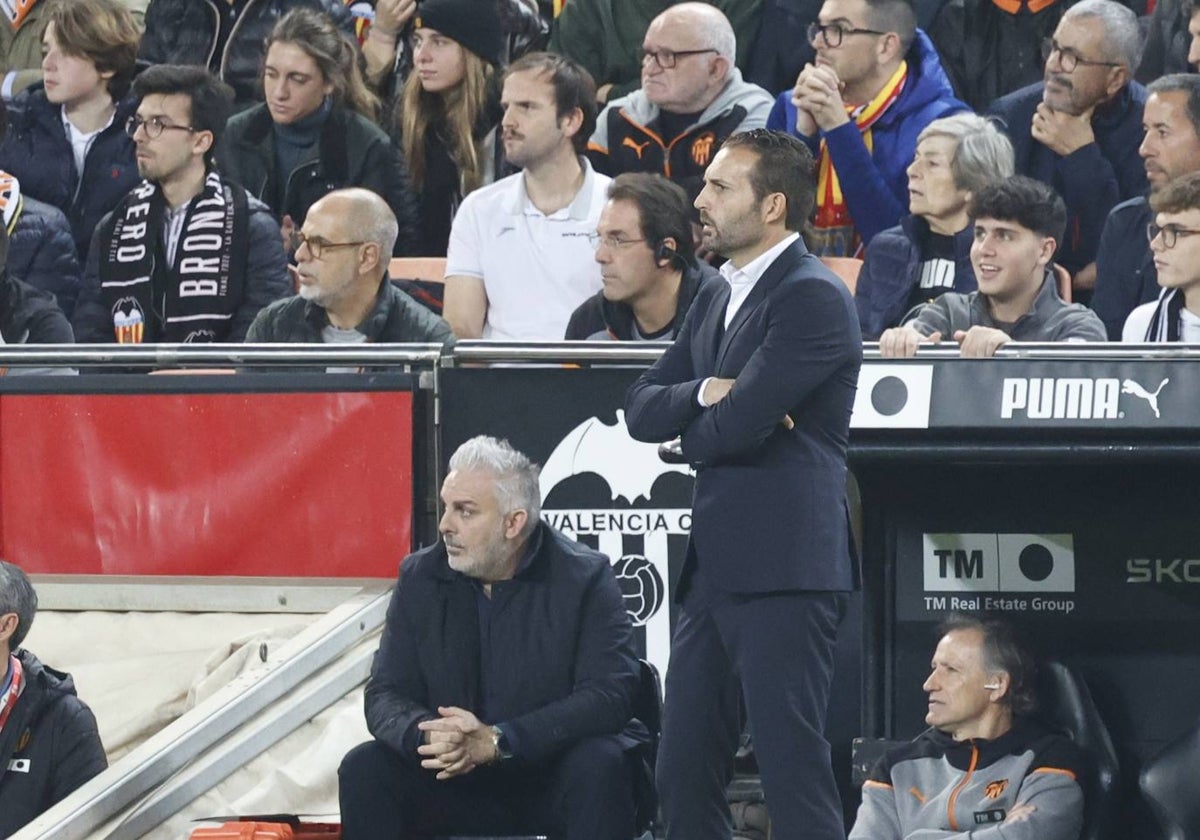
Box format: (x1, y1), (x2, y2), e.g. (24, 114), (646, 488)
(444, 52), (609, 340)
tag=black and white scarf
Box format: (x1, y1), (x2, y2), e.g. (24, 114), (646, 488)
(1142, 287), (1183, 343)
(99, 171), (249, 343)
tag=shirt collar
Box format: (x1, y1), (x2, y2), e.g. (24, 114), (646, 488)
(507, 157), (597, 219)
(719, 232), (800, 287)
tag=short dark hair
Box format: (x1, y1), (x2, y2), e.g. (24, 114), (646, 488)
(969, 176), (1066, 245)
(607, 173), (696, 267)
(47, 0), (140, 101)
(0, 561), (38, 651)
(505, 52), (597, 155)
(938, 612), (1038, 716)
(864, 0), (917, 51)
(132, 65), (236, 167)
(1148, 74), (1200, 139)
(1150, 169), (1200, 214)
(720, 129), (816, 231)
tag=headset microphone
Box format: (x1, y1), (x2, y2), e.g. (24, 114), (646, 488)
(983, 683), (1002, 690)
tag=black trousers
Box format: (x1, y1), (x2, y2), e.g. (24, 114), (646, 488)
(338, 734), (636, 840)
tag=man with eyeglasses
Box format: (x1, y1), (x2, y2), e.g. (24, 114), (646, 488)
(1122, 172), (1200, 342)
(246, 188), (453, 358)
(988, 0), (1147, 302)
(1093, 73), (1200, 339)
(566, 173), (720, 341)
(586, 3), (772, 204)
(73, 65), (291, 345)
(766, 0), (965, 257)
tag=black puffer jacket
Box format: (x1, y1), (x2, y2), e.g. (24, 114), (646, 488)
(217, 103), (420, 256)
(9, 195), (83, 319)
(0, 89), (140, 263)
(0, 650), (107, 838)
(0, 270), (74, 347)
(137, 0), (356, 107)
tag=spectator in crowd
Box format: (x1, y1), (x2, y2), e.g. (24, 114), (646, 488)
(880, 177), (1105, 357)
(0, 561), (107, 837)
(444, 53), (607, 340)
(0, 224), (76, 376)
(1136, 0), (1200, 83)
(586, 3), (773, 203)
(389, 0), (506, 257)
(247, 188), (452, 354)
(218, 8), (418, 258)
(361, 0), (545, 108)
(1123, 171), (1200, 342)
(73, 65), (291, 344)
(929, 0), (1075, 112)
(1093, 74), (1200, 338)
(0, 98), (82, 318)
(857, 113), (1014, 340)
(549, 0), (762, 106)
(848, 613), (1086, 840)
(566, 173), (720, 340)
(0, 0), (146, 100)
(0, 0), (141, 264)
(988, 0), (1146, 298)
(626, 129), (861, 840)
(137, 0), (355, 108)
(338, 435), (646, 840)
(768, 0), (966, 257)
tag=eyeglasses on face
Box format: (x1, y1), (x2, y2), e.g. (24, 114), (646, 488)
(125, 115), (197, 139)
(640, 47), (718, 69)
(588, 232), (647, 250)
(290, 230), (368, 258)
(806, 22), (887, 48)
(1147, 222), (1200, 249)
(1041, 38), (1123, 72)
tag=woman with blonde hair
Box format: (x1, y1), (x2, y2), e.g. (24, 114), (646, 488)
(218, 7), (418, 255)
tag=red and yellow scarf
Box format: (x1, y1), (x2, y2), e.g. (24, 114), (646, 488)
(0, 655), (24, 732)
(813, 61), (908, 257)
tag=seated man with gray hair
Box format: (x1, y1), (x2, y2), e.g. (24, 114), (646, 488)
(0, 561), (107, 837)
(856, 113), (1015, 339)
(987, 0), (1148, 296)
(338, 435), (646, 840)
(849, 613), (1087, 840)
(246, 188), (453, 355)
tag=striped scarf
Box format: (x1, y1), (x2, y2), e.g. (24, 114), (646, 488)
(1142, 287), (1184, 342)
(812, 61), (908, 258)
(0, 170), (23, 235)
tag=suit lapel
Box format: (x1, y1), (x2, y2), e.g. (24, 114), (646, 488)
(697, 282), (731, 371)
(715, 241), (806, 371)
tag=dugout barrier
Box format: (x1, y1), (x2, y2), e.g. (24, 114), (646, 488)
(3, 341), (1200, 836)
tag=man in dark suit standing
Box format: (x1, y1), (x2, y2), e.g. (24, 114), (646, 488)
(625, 128), (862, 840)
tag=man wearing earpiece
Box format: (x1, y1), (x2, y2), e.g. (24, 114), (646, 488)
(848, 613), (1087, 840)
(566, 173), (720, 341)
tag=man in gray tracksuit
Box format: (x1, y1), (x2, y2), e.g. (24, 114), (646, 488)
(849, 614), (1087, 840)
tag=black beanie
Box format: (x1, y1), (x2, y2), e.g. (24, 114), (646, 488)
(414, 0), (505, 66)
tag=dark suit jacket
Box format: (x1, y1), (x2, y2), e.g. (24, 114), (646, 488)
(625, 237), (862, 594)
(364, 522), (643, 767)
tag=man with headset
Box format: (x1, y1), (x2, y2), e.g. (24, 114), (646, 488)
(566, 173), (720, 341)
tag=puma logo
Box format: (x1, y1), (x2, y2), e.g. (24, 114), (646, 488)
(1121, 378), (1169, 419)
(622, 137), (653, 159)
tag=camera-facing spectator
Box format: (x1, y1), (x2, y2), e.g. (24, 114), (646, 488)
(218, 8), (419, 258)
(857, 113), (1014, 339)
(879, 177), (1105, 358)
(0, 0), (141, 265)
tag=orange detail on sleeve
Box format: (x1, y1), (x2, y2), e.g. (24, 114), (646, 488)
(1033, 767), (1078, 781)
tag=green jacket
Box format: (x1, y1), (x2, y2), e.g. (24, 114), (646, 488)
(547, 0), (762, 101)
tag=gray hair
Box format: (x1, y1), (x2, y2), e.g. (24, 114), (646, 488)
(666, 2), (737, 66)
(1063, 0), (1143, 70)
(448, 436), (541, 534)
(1148, 73), (1200, 137)
(917, 113), (1015, 195)
(329, 188), (398, 260)
(0, 561), (37, 650)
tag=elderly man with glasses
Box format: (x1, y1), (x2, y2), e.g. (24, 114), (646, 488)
(73, 64), (290, 345)
(766, 0), (966, 258)
(988, 0), (1148, 302)
(586, 2), (773, 207)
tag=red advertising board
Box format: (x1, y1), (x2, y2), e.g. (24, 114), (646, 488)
(0, 390), (413, 577)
